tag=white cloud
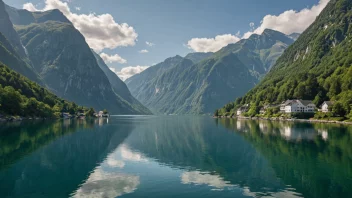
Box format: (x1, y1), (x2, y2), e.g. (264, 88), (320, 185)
(187, 0), (329, 50)
(100, 53), (127, 64)
(243, 0), (329, 38)
(23, 0), (138, 52)
(106, 157), (125, 168)
(110, 66), (149, 81)
(181, 171), (234, 189)
(75, 7), (81, 11)
(119, 145), (149, 162)
(139, 49), (149, 53)
(23, 3), (39, 11)
(146, 41), (155, 47)
(187, 34), (240, 53)
(74, 169), (139, 198)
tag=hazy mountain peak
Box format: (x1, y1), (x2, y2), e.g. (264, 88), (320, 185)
(5, 4), (71, 25)
(185, 52), (214, 64)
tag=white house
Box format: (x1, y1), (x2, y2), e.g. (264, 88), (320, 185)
(280, 100), (293, 112)
(98, 111), (105, 117)
(321, 101), (333, 113)
(237, 104), (249, 116)
(280, 100), (316, 113)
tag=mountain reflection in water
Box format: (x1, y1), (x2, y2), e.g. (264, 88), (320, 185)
(0, 116), (351, 198)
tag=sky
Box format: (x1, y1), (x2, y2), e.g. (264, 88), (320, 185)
(4, 0), (329, 80)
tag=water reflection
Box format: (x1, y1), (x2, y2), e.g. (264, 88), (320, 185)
(0, 118), (134, 198)
(124, 116), (286, 195)
(73, 169), (140, 198)
(219, 118), (352, 198)
(1, 116), (352, 198)
(72, 143), (149, 198)
(181, 171), (234, 189)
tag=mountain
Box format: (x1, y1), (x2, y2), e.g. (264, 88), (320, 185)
(3, 4), (150, 115)
(288, 33), (301, 41)
(92, 51), (152, 114)
(0, 1), (26, 57)
(5, 4), (71, 25)
(218, 0), (352, 118)
(0, 1), (42, 84)
(125, 55), (184, 103)
(126, 30), (294, 114)
(184, 52), (213, 63)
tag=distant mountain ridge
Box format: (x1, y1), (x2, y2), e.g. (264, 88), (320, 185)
(5, 5), (71, 25)
(126, 29), (294, 114)
(0, 1), (151, 115)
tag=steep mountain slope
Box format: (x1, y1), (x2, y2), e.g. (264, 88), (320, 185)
(219, 0), (352, 117)
(125, 55), (184, 99)
(5, 5), (150, 115)
(0, 32), (42, 84)
(92, 51), (151, 114)
(127, 30), (294, 114)
(0, 1), (42, 84)
(0, 0), (26, 58)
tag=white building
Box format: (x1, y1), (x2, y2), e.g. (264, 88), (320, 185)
(98, 111), (104, 117)
(280, 100), (316, 113)
(237, 104), (249, 116)
(321, 101), (333, 113)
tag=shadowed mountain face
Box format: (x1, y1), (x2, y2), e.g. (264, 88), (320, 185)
(92, 51), (152, 115)
(0, 1), (42, 84)
(126, 30), (294, 115)
(0, 3), (151, 115)
(0, 1), (26, 58)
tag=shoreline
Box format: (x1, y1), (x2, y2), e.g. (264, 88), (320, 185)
(0, 116), (100, 122)
(213, 116), (352, 125)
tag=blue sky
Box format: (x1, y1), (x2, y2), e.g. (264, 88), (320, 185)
(4, 0), (328, 80)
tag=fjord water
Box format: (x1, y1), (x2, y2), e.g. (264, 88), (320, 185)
(0, 117), (351, 198)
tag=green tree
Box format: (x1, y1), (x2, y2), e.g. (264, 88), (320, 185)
(214, 109), (219, 117)
(332, 102), (345, 117)
(86, 108), (95, 117)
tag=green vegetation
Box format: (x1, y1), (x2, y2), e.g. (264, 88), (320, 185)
(0, 63), (92, 118)
(218, 0), (352, 120)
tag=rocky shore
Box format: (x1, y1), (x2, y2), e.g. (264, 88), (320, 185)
(0, 116), (50, 122)
(213, 116), (352, 125)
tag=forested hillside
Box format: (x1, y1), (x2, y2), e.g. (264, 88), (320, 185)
(218, 0), (352, 118)
(0, 62), (84, 118)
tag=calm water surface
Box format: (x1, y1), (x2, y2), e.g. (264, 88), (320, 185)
(0, 116), (352, 198)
